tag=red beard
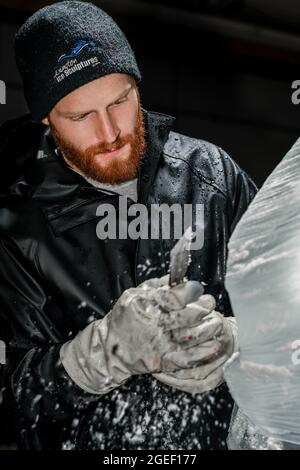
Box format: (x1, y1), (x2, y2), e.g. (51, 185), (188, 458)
(50, 104), (145, 185)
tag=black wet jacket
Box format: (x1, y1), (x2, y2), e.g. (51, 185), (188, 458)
(0, 109), (257, 450)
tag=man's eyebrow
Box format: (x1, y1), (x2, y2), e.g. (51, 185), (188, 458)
(114, 83), (133, 101)
(59, 84), (134, 118)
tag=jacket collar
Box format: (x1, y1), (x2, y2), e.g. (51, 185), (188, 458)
(27, 109), (175, 207)
(18, 109), (175, 233)
(136, 110), (175, 205)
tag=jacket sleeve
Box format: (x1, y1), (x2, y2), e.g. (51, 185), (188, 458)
(206, 146), (258, 318)
(223, 150), (258, 234)
(0, 235), (100, 431)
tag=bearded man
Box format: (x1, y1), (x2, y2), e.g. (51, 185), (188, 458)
(0, 1), (256, 450)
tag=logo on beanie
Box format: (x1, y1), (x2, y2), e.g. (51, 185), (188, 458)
(58, 40), (96, 63)
(54, 40), (100, 84)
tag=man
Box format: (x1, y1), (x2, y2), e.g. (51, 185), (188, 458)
(0, 1), (257, 450)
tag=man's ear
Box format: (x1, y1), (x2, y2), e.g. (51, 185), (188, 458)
(42, 117), (49, 126)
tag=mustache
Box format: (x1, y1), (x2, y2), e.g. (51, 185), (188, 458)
(86, 134), (133, 157)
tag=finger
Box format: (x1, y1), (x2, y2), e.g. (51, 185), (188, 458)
(159, 280), (204, 312)
(171, 314), (223, 345)
(162, 339), (221, 370)
(194, 294), (216, 312)
(138, 274), (170, 289)
(158, 301), (216, 331)
(157, 353), (228, 381)
(153, 366), (224, 394)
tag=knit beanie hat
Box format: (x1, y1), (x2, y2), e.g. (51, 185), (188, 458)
(15, 1), (142, 121)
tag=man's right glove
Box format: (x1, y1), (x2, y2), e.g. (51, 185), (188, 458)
(60, 276), (222, 394)
(153, 314), (238, 394)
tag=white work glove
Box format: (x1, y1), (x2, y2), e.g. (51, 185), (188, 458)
(153, 306), (238, 394)
(60, 275), (222, 394)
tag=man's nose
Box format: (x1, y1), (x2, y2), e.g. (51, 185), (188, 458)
(94, 112), (120, 144)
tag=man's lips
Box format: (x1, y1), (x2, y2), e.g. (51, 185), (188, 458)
(96, 143), (128, 158)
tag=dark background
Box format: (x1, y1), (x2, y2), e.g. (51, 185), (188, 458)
(1, 0), (300, 187)
(0, 0), (300, 447)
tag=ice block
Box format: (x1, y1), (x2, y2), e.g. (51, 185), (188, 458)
(224, 138), (300, 447)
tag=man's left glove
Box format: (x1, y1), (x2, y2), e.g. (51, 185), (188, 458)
(153, 309), (238, 394)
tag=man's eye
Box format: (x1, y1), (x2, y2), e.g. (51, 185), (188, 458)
(72, 114), (88, 121)
(114, 96), (128, 105)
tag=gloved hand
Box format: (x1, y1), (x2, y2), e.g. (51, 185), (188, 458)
(60, 275), (221, 394)
(153, 311), (238, 394)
